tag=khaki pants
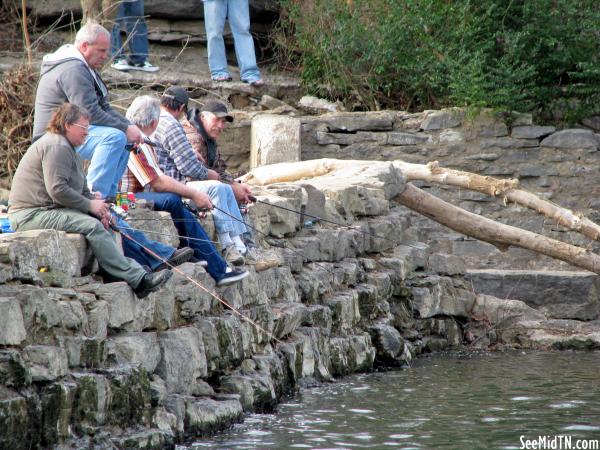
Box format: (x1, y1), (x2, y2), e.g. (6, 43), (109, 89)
(9, 207), (146, 288)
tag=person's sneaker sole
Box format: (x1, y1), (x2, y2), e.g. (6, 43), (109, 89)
(216, 270), (249, 287)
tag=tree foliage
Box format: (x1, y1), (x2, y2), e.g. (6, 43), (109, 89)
(275, 0), (600, 122)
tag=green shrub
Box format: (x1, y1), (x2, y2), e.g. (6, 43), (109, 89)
(275, 0), (600, 123)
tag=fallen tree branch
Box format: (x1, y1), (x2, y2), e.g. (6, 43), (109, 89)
(394, 160), (600, 242)
(395, 183), (600, 275)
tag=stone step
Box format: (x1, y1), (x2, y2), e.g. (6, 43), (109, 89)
(467, 269), (600, 320)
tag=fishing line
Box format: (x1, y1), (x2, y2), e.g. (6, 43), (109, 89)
(113, 223), (282, 344)
(203, 204), (339, 277)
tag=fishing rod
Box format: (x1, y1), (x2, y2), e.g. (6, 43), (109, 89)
(116, 223), (221, 247)
(249, 189), (410, 249)
(113, 221), (282, 344)
(191, 203), (338, 277)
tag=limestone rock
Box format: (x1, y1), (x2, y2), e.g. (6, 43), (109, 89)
(272, 303), (306, 338)
(369, 323), (412, 366)
(511, 125), (556, 139)
(251, 115), (301, 168)
(468, 269), (600, 320)
(303, 111), (394, 133)
(540, 129), (600, 150)
(105, 333), (161, 374)
(420, 109), (464, 130)
(220, 372), (277, 412)
(387, 131), (429, 146)
(0, 350), (31, 388)
(0, 387), (31, 450)
(0, 298), (27, 345)
(156, 327), (207, 394)
(298, 96), (346, 114)
(410, 276), (476, 318)
(23, 345), (68, 382)
(582, 116), (600, 132)
(0, 230), (82, 283)
(427, 253), (466, 276)
(183, 396), (244, 436)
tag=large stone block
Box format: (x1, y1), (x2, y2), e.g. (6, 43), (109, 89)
(272, 303), (306, 339)
(0, 298), (27, 345)
(0, 387), (32, 450)
(40, 381), (78, 445)
(156, 327), (207, 394)
(409, 276), (476, 319)
(0, 350), (31, 388)
(220, 372), (277, 412)
(468, 269), (600, 320)
(0, 230), (82, 283)
(251, 115), (301, 168)
(540, 129), (600, 150)
(105, 333), (161, 374)
(420, 109), (464, 130)
(326, 292), (361, 332)
(183, 396), (244, 436)
(23, 345), (68, 382)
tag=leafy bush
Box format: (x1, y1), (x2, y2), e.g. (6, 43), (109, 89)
(275, 0), (600, 122)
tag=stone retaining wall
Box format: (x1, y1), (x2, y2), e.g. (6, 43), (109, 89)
(2, 130), (600, 449)
(218, 107), (600, 271)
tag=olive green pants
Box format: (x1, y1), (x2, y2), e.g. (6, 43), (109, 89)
(9, 207), (145, 287)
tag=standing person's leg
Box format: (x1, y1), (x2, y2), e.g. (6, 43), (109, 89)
(203, 0), (231, 81)
(76, 125), (129, 199)
(11, 208), (146, 287)
(136, 192), (229, 280)
(227, 0), (261, 83)
(124, 0), (149, 66)
(110, 1), (126, 58)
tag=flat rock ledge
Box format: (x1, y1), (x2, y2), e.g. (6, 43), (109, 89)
(1, 164), (598, 449)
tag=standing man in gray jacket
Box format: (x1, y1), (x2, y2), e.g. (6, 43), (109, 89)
(33, 22), (142, 200)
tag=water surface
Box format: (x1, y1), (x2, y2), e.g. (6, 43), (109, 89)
(190, 351), (600, 449)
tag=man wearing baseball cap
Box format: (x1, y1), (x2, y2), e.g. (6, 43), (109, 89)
(151, 87), (250, 266)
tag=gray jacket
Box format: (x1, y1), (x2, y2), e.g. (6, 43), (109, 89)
(32, 44), (130, 141)
(8, 132), (93, 214)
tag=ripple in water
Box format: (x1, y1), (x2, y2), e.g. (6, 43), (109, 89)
(189, 351), (600, 449)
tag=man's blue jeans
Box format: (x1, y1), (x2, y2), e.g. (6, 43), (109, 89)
(113, 214), (176, 271)
(187, 181), (247, 238)
(76, 125), (129, 199)
(135, 192), (228, 281)
(203, 0), (261, 83)
(111, 0), (149, 65)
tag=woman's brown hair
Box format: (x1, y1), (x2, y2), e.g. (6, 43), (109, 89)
(46, 103), (90, 135)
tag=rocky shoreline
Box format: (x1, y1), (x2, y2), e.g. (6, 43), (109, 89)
(1, 158), (599, 449)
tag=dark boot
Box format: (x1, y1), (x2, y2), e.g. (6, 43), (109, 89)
(134, 269), (173, 298)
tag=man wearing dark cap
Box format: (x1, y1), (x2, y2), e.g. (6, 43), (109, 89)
(152, 86), (250, 266)
(182, 100), (253, 204)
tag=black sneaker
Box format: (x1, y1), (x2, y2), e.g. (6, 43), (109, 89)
(134, 269), (173, 298)
(216, 267), (249, 287)
(154, 247), (194, 271)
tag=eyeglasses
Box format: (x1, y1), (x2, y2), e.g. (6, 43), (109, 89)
(72, 123), (89, 131)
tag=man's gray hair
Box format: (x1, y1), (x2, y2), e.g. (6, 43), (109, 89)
(126, 95), (161, 128)
(75, 23), (110, 46)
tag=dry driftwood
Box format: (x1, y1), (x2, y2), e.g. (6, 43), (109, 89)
(394, 160), (600, 242)
(241, 158), (600, 274)
(396, 183), (600, 275)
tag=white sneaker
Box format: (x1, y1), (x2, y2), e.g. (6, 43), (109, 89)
(111, 58), (133, 71)
(130, 61), (160, 73)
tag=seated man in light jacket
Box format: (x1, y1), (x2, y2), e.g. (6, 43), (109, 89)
(9, 103), (171, 298)
(122, 95), (249, 287)
(32, 22), (143, 200)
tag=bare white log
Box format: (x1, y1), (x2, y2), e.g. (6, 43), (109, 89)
(396, 183), (600, 275)
(394, 160), (600, 242)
